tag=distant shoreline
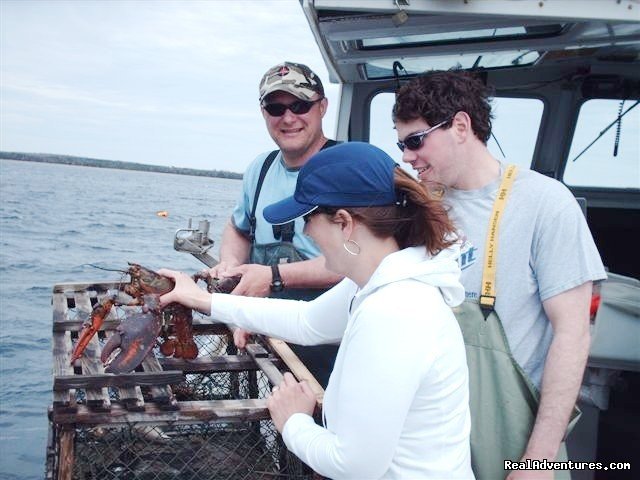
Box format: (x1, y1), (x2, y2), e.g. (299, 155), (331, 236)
(0, 151), (243, 180)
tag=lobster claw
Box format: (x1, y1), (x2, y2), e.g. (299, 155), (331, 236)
(212, 275), (242, 294)
(192, 271), (241, 294)
(101, 307), (163, 374)
(70, 296), (116, 365)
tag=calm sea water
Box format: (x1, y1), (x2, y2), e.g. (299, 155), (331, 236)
(0, 159), (242, 479)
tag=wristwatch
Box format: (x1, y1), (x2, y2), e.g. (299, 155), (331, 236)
(270, 264), (284, 292)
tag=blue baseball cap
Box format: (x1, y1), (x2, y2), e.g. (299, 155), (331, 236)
(263, 142), (398, 225)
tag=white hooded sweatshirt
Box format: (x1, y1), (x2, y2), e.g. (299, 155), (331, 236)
(210, 245), (474, 480)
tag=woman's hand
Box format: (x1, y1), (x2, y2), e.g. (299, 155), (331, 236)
(233, 327), (253, 349)
(267, 372), (317, 433)
(158, 269), (212, 315)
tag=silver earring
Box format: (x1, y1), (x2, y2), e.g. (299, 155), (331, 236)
(343, 239), (361, 256)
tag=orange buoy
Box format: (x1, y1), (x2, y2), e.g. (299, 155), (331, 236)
(156, 210), (169, 217)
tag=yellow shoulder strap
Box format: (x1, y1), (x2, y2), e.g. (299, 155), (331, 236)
(479, 164), (518, 319)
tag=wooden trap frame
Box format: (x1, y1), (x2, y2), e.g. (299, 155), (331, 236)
(46, 280), (324, 480)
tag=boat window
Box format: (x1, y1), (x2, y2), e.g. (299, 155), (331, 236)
(361, 25), (565, 49)
(369, 93), (543, 171)
(564, 99), (640, 189)
(364, 52), (540, 79)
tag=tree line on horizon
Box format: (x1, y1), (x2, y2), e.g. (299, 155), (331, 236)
(0, 151), (243, 180)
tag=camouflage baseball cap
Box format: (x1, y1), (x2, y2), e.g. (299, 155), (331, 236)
(259, 62), (324, 102)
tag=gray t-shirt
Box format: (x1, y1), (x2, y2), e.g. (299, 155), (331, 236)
(445, 164), (607, 388)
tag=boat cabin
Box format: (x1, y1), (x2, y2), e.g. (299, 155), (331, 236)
(300, 0), (639, 476)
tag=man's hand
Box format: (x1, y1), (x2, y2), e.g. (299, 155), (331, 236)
(224, 264), (272, 297)
(213, 263), (271, 348)
(267, 372), (316, 433)
(205, 260), (238, 280)
(506, 283), (592, 480)
(522, 282), (592, 462)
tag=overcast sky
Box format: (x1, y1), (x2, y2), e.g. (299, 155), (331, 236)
(2, 0), (638, 186)
(0, 0), (340, 173)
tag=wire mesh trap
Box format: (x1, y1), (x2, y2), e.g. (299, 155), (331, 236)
(47, 281), (322, 480)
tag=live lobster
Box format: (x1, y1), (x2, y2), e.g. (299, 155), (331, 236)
(70, 263), (239, 373)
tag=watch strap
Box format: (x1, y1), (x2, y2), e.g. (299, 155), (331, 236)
(270, 264), (284, 291)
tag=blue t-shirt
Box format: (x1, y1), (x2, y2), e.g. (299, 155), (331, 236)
(232, 151), (321, 259)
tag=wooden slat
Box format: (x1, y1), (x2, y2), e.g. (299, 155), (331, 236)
(75, 291), (110, 410)
(265, 337), (325, 407)
(52, 399), (271, 425)
(53, 371), (185, 390)
(158, 354), (269, 373)
(54, 317), (230, 334)
(246, 343), (284, 388)
(53, 317), (120, 333)
(53, 281), (120, 293)
(140, 352), (177, 410)
(191, 318), (230, 335)
(52, 292), (76, 408)
(58, 427), (75, 480)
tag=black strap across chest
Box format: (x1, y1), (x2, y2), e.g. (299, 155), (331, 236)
(248, 140), (338, 244)
(248, 150), (279, 243)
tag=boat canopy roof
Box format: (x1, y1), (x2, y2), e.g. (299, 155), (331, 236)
(300, 0), (640, 84)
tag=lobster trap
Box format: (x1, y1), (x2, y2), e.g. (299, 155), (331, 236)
(46, 280), (324, 480)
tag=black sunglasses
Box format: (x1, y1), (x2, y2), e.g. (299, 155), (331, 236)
(303, 206), (336, 223)
(396, 119), (450, 152)
(262, 98), (323, 117)
(303, 208), (320, 224)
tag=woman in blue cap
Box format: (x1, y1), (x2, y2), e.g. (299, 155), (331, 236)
(159, 142), (473, 479)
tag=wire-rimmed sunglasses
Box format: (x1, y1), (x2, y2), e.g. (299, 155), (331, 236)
(396, 119), (450, 152)
(262, 98), (323, 117)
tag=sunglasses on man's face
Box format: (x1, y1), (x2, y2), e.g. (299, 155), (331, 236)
(396, 120), (450, 152)
(262, 98), (323, 117)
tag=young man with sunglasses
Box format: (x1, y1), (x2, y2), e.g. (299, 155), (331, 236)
(393, 70), (606, 480)
(208, 62), (341, 388)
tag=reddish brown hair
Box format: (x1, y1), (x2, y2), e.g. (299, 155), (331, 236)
(320, 169), (456, 255)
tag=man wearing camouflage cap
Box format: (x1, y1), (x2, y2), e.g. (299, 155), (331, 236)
(208, 62), (340, 388)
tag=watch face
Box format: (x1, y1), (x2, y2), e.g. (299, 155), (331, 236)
(271, 280), (284, 292)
